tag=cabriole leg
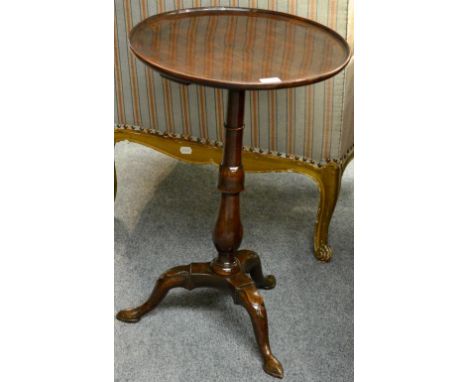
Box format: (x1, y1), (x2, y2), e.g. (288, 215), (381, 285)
(234, 283), (284, 378)
(313, 162), (342, 262)
(237, 250), (276, 290)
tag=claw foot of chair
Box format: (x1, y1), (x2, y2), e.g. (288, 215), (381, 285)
(314, 243), (333, 262)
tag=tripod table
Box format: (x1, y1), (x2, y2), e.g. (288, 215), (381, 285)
(116, 7), (351, 378)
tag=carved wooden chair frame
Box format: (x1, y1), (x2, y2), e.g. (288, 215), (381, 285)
(114, 124), (353, 262)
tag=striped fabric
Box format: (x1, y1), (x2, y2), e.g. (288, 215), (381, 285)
(114, 0), (354, 163)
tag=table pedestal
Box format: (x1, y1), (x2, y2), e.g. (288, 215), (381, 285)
(116, 90), (284, 378)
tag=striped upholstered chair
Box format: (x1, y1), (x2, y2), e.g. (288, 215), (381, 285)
(114, 0), (354, 262)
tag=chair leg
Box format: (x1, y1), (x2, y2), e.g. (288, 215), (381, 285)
(114, 162), (117, 200)
(114, 141), (118, 200)
(313, 162), (342, 262)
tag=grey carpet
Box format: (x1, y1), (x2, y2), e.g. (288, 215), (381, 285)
(114, 142), (353, 382)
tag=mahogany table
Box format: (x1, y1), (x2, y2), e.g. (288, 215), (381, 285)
(116, 7), (351, 378)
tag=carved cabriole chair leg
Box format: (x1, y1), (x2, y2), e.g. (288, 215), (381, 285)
(311, 162), (342, 262)
(310, 153), (353, 262)
(114, 162), (117, 200)
(114, 141), (118, 200)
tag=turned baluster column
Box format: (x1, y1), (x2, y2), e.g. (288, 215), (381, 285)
(211, 89), (245, 275)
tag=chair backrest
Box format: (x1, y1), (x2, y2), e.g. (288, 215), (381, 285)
(115, 0), (354, 163)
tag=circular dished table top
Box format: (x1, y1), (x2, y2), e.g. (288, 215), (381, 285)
(129, 7), (351, 90)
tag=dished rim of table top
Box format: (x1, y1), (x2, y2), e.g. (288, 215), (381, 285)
(129, 7), (352, 90)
